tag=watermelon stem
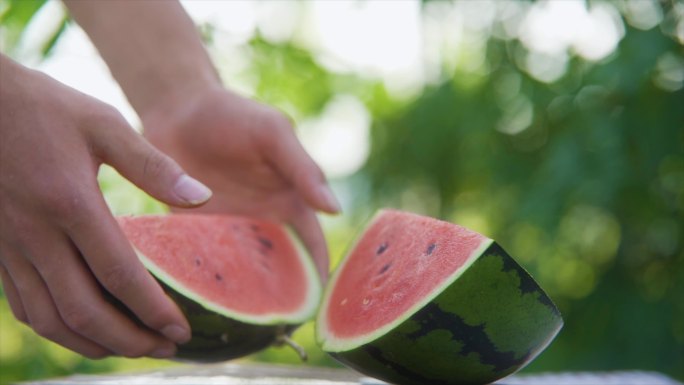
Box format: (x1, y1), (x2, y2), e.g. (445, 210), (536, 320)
(275, 327), (308, 362)
(281, 336), (308, 362)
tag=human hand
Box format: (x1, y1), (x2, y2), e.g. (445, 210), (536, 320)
(142, 85), (340, 282)
(0, 56), (212, 358)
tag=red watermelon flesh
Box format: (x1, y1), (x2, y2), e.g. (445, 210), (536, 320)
(118, 214), (320, 324)
(323, 209), (490, 340)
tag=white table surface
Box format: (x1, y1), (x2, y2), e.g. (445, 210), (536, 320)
(18, 362), (683, 385)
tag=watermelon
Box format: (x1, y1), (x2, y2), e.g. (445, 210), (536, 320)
(316, 209), (562, 385)
(117, 214), (321, 362)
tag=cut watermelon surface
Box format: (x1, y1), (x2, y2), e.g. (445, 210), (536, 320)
(316, 209), (563, 385)
(117, 214), (321, 362)
(119, 214), (319, 323)
(321, 210), (491, 345)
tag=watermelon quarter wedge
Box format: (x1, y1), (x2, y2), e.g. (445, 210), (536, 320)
(316, 209), (563, 385)
(117, 214), (321, 362)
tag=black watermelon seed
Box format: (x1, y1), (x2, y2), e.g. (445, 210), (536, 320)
(376, 242), (389, 255)
(378, 263), (392, 275)
(194, 258), (201, 266)
(215, 273), (223, 281)
(426, 243), (436, 255)
(258, 237), (273, 249)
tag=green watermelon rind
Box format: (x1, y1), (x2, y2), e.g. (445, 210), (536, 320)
(133, 227), (322, 326)
(157, 278), (298, 363)
(328, 244), (563, 384)
(316, 209), (494, 352)
(316, 209), (563, 384)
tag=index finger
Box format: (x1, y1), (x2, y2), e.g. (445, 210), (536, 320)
(260, 115), (341, 215)
(63, 195), (191, 344)
(289, 205), (329, 284)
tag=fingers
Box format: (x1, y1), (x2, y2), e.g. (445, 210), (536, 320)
(24, 228), (179, 358)
(261, 116), (341, 215)
(0, 263), (28, 325)
(61, 194), (191, 347)
(90, 111), (212, 208)
(2, 173), (187, 358)
(288, 205), (329, 284)
(1, 247), (111, 359)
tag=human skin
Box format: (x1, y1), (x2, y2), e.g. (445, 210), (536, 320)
(0, 1), (338, 359)
(0, 55), (201, 359)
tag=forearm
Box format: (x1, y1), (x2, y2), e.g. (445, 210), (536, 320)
(63, 0), (220, 117)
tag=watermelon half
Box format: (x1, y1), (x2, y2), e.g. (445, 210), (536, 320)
(316, 209), (562, 385)
(117, 214), (321, 362)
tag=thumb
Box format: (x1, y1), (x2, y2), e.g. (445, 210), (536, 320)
(93, 119), (212, 207)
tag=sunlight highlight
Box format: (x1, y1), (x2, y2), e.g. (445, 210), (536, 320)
(298, 95), (371, 179)
(519, 0), (624, 82)
(304, 0), (424, 96)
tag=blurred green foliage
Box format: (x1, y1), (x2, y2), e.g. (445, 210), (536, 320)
(0, 0), (67, 57)
(0, 0), (47, 49)
(1, 0), (683, 383)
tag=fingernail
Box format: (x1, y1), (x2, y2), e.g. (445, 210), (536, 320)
(174, 175), (212, 205)
(161, 324), (190, 344)
(150, 344), (176, 359)
(319, 185), (341, 213)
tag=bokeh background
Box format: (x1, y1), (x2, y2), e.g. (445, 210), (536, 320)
(1, 0), (683, 382)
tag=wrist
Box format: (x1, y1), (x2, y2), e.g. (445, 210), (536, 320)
(63, 0), (221, 124)
(138, 75), (226, 144)
(133, 65), (221, 122)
